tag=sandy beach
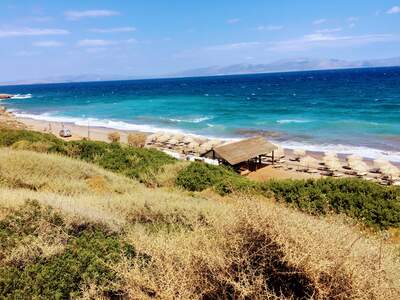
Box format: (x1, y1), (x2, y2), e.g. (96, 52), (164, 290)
(17, 117), (148, 143)
(0, 108), (394, 183)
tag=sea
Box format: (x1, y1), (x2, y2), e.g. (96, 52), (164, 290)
(1, 67), (400, 161)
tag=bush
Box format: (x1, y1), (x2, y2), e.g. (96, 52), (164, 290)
(176, 162), (254, 195)
(262, 178), (400, 229)
(0, 200), (147, 299)
(107, 132), (120, 143)
(177, 163), (400, 229)
(0, 129), (176, 186)
(127, 133), (146, 148)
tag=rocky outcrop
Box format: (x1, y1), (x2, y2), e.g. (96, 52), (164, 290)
(0, 94), (13, 99)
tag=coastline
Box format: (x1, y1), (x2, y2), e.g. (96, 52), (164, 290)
(17, 116), (150, 144)
(14, 115), (399, 165)
(0, 107), (395, 182)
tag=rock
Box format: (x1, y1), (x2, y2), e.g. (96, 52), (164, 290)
(0, 94), (13, 99)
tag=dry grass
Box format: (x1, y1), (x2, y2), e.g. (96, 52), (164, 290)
(127, 133), (147, 148)
(0, 148), (139, 196)
(107, 131), (121, 143)
(0, 148), (399, 299)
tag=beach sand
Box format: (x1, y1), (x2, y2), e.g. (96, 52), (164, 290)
(3, 114), (397, 183)
(18, 117), (146, 143)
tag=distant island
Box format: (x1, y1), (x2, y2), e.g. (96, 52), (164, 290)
(170, 56), (400, 77)
(1, 56), (400, 86)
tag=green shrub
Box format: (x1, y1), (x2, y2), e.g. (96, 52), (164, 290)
(176, 162), (255, 195)
(177, 163), (400, 229)
(0, 129), (176, 186)
(0, 200), (148, 299)
(262, 178), (400, 229)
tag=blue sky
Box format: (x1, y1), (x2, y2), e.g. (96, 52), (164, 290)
(0, 0), (399, 81)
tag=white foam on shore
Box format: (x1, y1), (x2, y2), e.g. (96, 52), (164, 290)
(161, 116), (212, 123)
(277, 119), (311, 124)
(279, 141), (400, 162)
(13, 111), (400, 163)
(13, 112), (186, 135)
(11, 94), (32, 100)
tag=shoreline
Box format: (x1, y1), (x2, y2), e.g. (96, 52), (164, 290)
(0, 108), (397, 182)
(8, 109), (399, 163)
(15, 115), (399, 165)
(17, 117), (150, 144)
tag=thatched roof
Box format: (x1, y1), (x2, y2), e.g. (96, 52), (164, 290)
(210, 137), (277, 165)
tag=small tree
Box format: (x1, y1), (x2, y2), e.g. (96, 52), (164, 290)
(127, 133), (146, 148)
(107, 131), (121, 143)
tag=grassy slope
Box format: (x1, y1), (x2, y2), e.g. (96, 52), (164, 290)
(0, 149), (399, 299)
(2, 128), (400, 230)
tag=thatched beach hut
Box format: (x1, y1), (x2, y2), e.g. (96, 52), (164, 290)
(201, 136), (277, 171)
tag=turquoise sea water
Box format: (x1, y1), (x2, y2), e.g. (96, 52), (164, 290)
(1, 67), (400, 161)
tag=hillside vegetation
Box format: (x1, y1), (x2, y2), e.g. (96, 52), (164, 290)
(0, 149), (399, 299)
(1, 128), (400, 230)
(0, 133), (399, 298)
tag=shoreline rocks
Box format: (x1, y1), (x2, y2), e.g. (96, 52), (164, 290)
(0, 94), (13, 99)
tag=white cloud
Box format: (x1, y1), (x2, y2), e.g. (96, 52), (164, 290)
(313, 18), (327, 25)
(0, 27), (69, 38)
(65, 10), (119, 20)
(205, 42), (261, 51)
(85, 47), (107, 53)
(269, 33), (396, 52)
(77, 39), (116, 47)
(77, 38), (136, 47)
(88, 27), (136, 33)
(347, 16), (359, 22)
(387, 6), (400, 14)
(315, 27), (342, 33)
(256, 25), (284, 31)
(15, 50), (40, 57)
(33, 40), (64, 47)
(22, 16), (53, 23)
(227, 18), (240, 24)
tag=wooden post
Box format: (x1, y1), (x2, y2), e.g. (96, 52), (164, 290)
(272, 151), (275, 165)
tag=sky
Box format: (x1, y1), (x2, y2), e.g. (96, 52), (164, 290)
(0, 0), (399, 81)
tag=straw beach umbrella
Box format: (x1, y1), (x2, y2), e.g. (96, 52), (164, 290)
(381, 164), (400, 179)
(209, 139), (222, 147)
(293, 149), (306, 161)
(275, 145), (285, 158)
(173, 133), (184, 142)
(168, 138), (178, 146)
(300, 156), (319, 169)
(347, 154), (362, 162)
(187, 142), (200, 152)
(154, 132), (165, 138)
(325, 158), (342, 171)
(157, 134), (170, 143)
(182, 136), (195, 144)
(146, 133), (158, 143)
(373, 158), (390, 169)
(196, 137), (208, 144)
(349, 160), (369, 175)
(324, 150), (338, 158)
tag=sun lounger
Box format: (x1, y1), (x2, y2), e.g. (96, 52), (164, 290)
(272, 164), (283, 168)
(333, 172), (344, 177)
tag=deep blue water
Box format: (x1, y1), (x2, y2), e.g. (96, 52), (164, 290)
(1, 67), (400, 160)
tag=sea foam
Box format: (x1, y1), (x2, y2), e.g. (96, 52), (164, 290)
(13, 111), (400, 162)
(11, 94), (32, 100)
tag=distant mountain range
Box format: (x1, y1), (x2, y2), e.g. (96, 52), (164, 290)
(0, 74), (140, 86)
(170, 57), (400, 77)
(1, 57), (400, 86)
